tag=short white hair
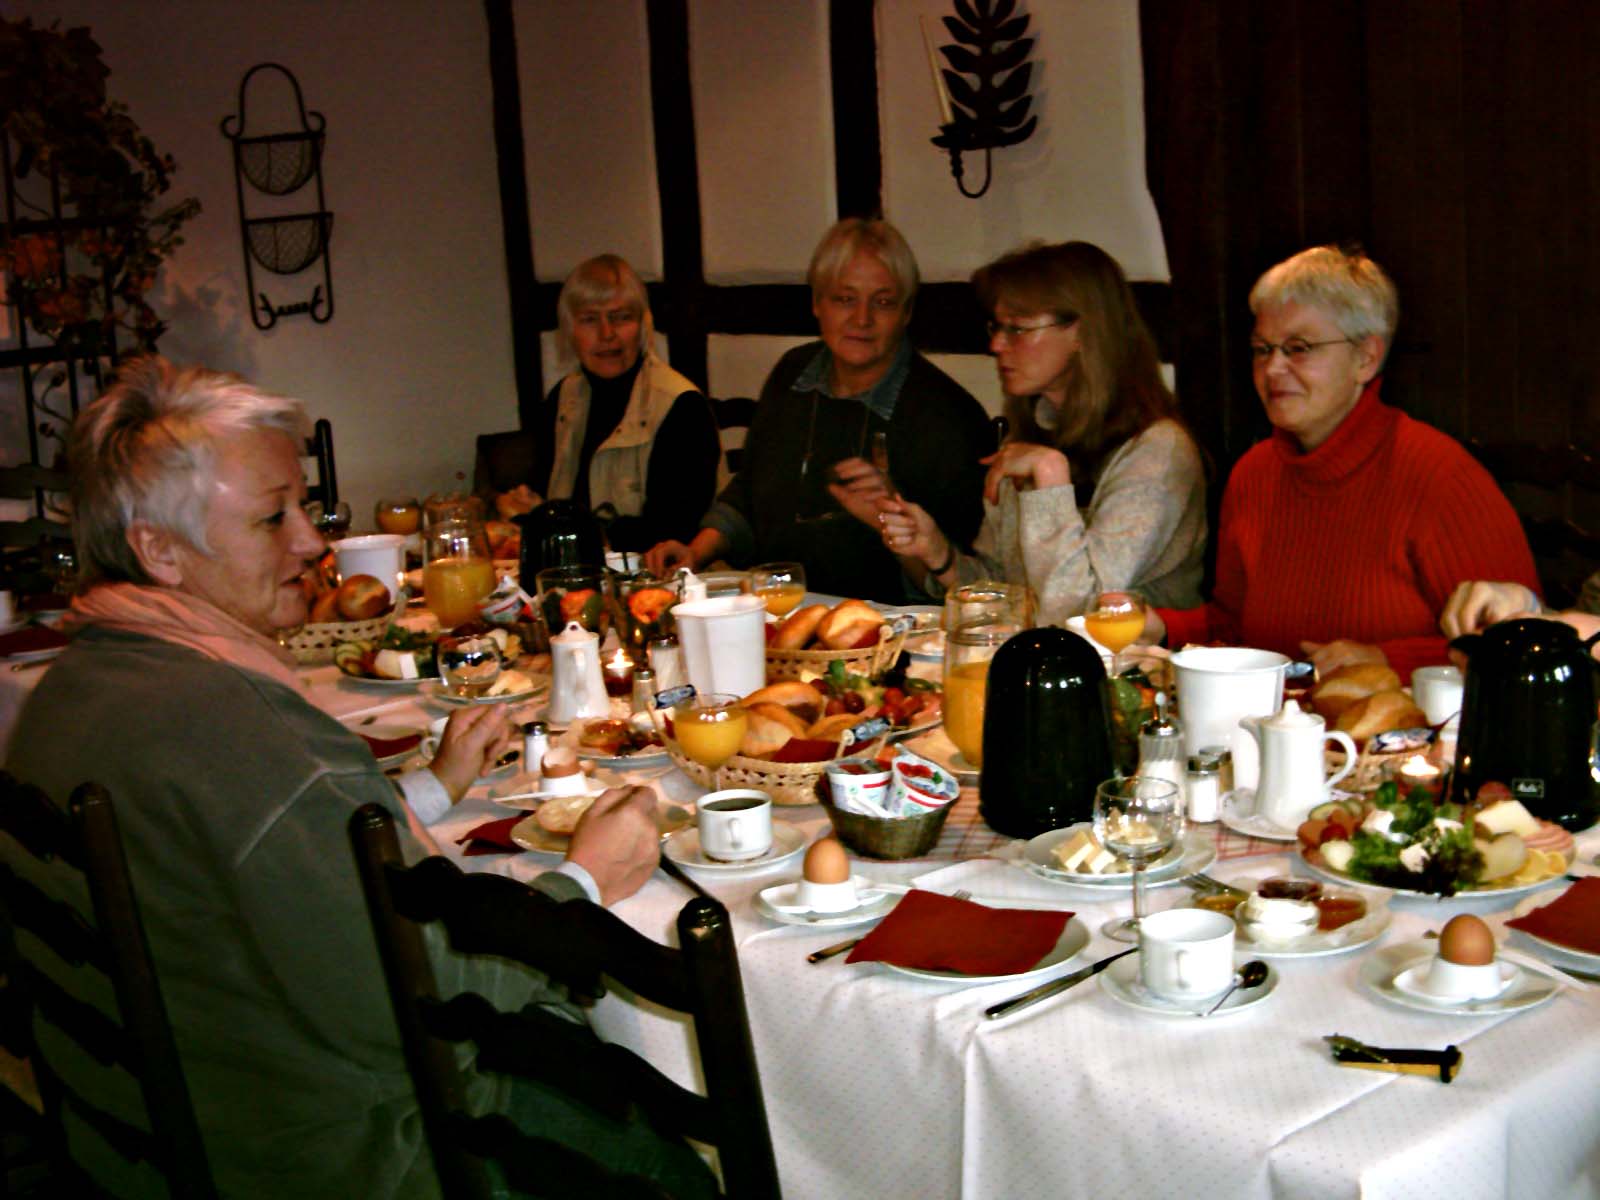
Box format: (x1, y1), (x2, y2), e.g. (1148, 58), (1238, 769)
(1249, 245), (1399, 349)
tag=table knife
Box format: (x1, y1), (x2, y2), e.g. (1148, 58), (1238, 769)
(984, 947), (1137, 1020)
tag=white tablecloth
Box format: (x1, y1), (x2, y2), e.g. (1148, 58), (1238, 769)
(7, 656), (1599, 1198)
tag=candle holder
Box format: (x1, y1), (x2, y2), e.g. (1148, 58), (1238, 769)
(602, 650), (635, 698)
(924, 1), (1038, 199)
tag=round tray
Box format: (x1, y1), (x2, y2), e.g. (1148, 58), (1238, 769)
(282, 614), (390, 664)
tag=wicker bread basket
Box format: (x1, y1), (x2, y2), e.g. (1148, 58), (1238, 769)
(282, 615), (390, 664)
(817, 777), (953, 859)
(765, 625), (908, 682)
(664, 742), (834, 807)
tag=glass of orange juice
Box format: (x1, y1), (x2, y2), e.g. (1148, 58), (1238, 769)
(746, 562), (807, 618)
(1083, 590), (1148, 676)
(942, 622), (1018, 770)
(672, 692), (749, 788)
(423, 520), (496, 630)
(375, 497), (421, 535)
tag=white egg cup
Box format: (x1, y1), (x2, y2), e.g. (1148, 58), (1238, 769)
(539, 768), (590, 798)
(795, 877), (860, 913)
(1421, 955), (1508, 1000)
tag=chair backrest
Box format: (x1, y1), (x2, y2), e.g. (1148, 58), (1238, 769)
(0, 464), (72, 550)
(1467, 438), (1600, 609)
(304, 417), (338, 509)
(0, 772), (216, 1198)
(711, 396), (757, 480)
(348, 803), (781, 1200)
(472, 429), (546, 504)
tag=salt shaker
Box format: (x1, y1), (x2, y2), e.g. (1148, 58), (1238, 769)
(1137, 692), (1187, 805)
(521, 721), (549, 780)
(630, 666), (658, 716)
(1185, 753), (1222, 823)
(648, 635), (685, 691)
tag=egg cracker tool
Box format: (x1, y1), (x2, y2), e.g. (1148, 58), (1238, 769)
(1324, 1035), (1461, 1082)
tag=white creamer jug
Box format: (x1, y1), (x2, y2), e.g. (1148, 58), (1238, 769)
(548, 620), (609, 726)
(671, 594), (766, 698)
(1240, 700), (1357, 831)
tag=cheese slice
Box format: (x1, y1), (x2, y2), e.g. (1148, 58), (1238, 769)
(374, 649), (419, 680)
(1474, 798), (1540, 839)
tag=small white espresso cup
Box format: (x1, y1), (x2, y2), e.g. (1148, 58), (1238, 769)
(698, 789), (773, 862)
(1139, 907), (1237, 1001)
(1411, 665), (1465, 728)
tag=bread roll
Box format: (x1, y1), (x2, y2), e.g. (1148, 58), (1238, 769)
(806, 712), (859, 743)
(739, 711), (800, 758)
(337, 573), (390, 620)
(746, 703), (809, 738)
(773, 604), (829, 650)
(1334, 690), (1428, 740)
(1311, 663), (1402, 720)
(742, 680), (824, 726)
(536, 794), (594, 834)
(817, 599), (887, 650)
(309, 588), (342, 624)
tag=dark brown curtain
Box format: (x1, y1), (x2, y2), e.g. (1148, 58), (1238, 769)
(1141, 0), (1600, 482)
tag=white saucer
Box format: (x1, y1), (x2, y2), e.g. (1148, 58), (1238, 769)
(1022, 827), (1215, 890)
(1359, 941), (1563, 1015)
(1392, 961), (1518, 1004)
(661, 825), (807, 873)
(1218, 790), (1300, 843)
(882, 916), (1089, 985)
(1099, 953), (1278, 1017)
(755, 877), (896, 927)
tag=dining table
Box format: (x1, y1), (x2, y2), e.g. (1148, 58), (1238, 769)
(4, 626), (1599, 1199)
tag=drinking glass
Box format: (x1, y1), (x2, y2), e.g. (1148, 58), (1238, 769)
(616, 571), (682, 656)
(375, 496), (421, 535)
(306, 499), (352, 541)
(746, 562), (807, 618)
(535, 565), (612, 639)
(423, 520), (495, 630)
(437, 632), (501, 698)
(942, 621), (1019, 769)
(1094, 775), (1184, 943)
(944, 580), (1033, 634)
(1084, 590), (1148, 676)
(423, 492), (485, 529)
(671, 692), (749, 789)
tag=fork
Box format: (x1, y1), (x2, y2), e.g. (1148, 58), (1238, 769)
(806, 889), (970, 963)
(1185, 872), (1247, 898)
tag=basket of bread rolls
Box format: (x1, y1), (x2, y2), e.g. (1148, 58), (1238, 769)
(765, 598), (907, 681)
(1309, 663), (1431, 790)
(663, 680), (884, 806)
(284, 560), (396, 664)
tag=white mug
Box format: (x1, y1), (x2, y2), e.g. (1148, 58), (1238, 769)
(672, 595), (767, 698)
(697, 789), (773, 862)
(1139, 907), (1236, 1001)
(1411, 665), (1464, 728)
(331, 534), (407, 602)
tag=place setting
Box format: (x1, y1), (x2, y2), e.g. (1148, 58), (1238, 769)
(660, 789), (808, 875)
(1359, 914), (1572, 1016)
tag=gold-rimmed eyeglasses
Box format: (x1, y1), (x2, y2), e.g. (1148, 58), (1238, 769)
(986, 316), (1078, 341)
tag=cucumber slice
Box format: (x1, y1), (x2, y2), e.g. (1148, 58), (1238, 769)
(1308, 800), (1345, 822)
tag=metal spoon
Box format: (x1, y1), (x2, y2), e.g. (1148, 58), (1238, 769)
(1201, 960), (1268, 1016)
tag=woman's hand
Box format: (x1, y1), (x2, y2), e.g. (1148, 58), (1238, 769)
(1300, 639), (1387, 677)
(826, 456), (893, 529)
(427, 705), (513, 804)
(1439, 580), (1541, 638)
(494, 484), (540, 520)
(644, 528), (725, 577)
(980, 443), (1071, 505)
(877, 496), (946, 572)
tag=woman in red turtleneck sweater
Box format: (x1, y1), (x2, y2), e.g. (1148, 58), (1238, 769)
(1148, 245), (1538, 683)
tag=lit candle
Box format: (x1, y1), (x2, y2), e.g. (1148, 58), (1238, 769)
(921, 15), (955, 126)
(1397, 754), (1441, 785)
(602, 648), (635, 697)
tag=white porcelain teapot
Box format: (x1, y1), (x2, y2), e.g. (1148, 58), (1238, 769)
(547, 620), (609, 726)
(1240, 700), (1358, 831)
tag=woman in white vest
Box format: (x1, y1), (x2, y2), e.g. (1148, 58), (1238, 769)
(494, 254), (721, 552)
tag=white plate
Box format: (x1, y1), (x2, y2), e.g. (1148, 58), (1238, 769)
(1099, 952), (1278, 1017)
(1298, 849), (1567, 904)
(509, 801), (693, 854)
(755, 878), (897, 928)
(354, 723), (426, 770)
(0, 643), (65, 663)
(337, 670), (429, 689)
(422, 680), (545, 707)
(1360, 941), (1562, 1015)
(1220, 877), (1392, 958)
(1219, 790), (1300, 843)
(1508, 890), (1600, 968)
(1022, 824), (1211, 888)
(882, 916), (1090, 985)
(662, 824), (808, 874)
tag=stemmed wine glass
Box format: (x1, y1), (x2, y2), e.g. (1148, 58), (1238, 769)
(1093, 775), (1184, 943)
(746, 562), (806, 618)
(671, 692), (749, 790)
(1085, 589), (1148, 676)
(306, 499), (353, 542)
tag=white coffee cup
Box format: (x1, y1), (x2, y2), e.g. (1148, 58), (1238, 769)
(1411, 665), (1464, 728)
(0, 590), (14, 628)
(697, 789), (773, 862)
(1139, 907), (1237, 1001)
(331, 534), (407, 602)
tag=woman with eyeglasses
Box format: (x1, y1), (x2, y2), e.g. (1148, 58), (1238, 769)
(645, 218), (991, 601)
(1145, 244), (1538, 682)
(876, 240), (1207, 624)
(492, 254), (721, 552)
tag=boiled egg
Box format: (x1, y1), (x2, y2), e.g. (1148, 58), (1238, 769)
(802, 837), (850, 884)
(1437, 914), (1495, 965)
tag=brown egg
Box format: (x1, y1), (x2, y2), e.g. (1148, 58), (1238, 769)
(1437, 914), (1495, 965)
(802, 837), (851, 884)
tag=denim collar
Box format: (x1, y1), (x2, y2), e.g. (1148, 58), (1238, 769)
(792, 339), (912, 421)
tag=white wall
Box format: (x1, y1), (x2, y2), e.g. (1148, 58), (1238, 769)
(2, 0), (520, 521)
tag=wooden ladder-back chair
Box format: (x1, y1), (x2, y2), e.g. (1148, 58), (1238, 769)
(348, 803), (781, 1200)
(0, 772), (216, 1199)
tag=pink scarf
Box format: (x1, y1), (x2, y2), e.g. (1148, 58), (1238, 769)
(64, 583), (304, 693)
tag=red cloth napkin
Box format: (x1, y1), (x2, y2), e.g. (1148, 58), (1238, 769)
(361, 731), (422, 759)
(0, 624), (69, 657)
(1506, 877), (1600, 955)
(456, 816), (525, 856)
(846, 889), (1072, 975)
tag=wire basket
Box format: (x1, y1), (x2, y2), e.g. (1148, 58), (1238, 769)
(817, 777), (953, 859)
(282, 614), (389, 664)
(765, 626), (908, 682)
(246, 213), (333, 275)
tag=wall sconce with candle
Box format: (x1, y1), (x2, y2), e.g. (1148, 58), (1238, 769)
(922, 1), (1038, 199)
